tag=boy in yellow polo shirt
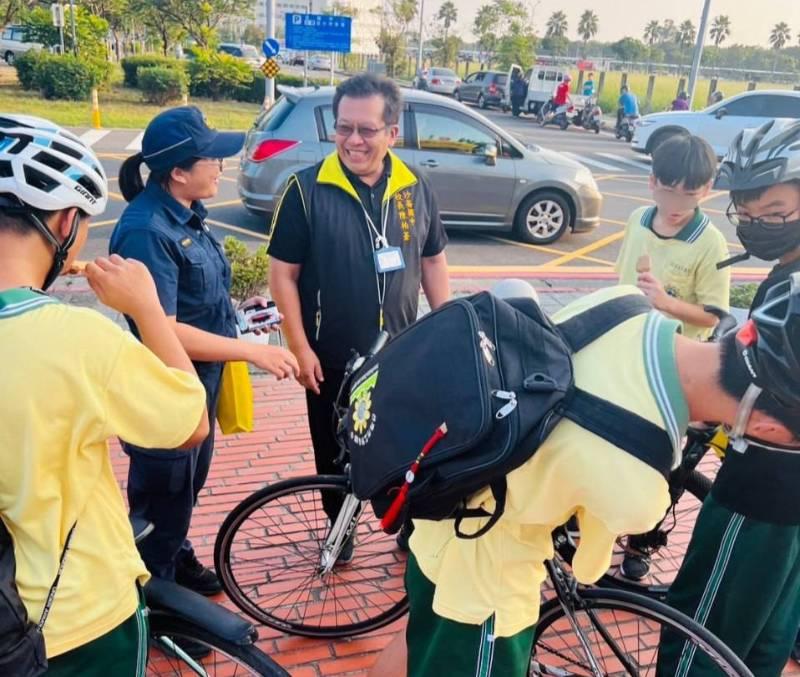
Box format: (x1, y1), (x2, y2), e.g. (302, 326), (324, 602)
(0, 115), (208, 675)
(616, 133), (731, 341)
(615, 133), (731, 581)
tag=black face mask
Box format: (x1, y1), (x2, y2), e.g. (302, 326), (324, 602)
(736, 219), (800, 262)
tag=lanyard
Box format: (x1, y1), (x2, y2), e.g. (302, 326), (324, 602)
(360, 196), (392, 330)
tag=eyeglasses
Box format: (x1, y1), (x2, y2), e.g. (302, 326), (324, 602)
(333, 122), (388, 140)
(194, 158), (225, 170)
(726, 201), (799, 228)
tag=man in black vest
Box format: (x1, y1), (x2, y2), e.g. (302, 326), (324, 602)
(268, 74), (450, 560)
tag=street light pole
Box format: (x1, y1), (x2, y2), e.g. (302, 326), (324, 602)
(68, 0), (77, 55)
(687, 0), (712, 108)
(265, 0), (275, 108)
(416, 0), (425, 74)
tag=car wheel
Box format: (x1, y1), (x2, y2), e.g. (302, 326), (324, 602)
(625, 130), (634, 143)
(477, 94), (487, 109)
(5, 51), (14, 65)
(514, 191), (571, 245)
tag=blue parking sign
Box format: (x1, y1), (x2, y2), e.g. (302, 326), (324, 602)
(285, 13), (352, 53)
(262, 38), (280, 58)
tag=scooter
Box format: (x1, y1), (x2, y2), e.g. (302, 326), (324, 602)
(574, 98), (603, 134)
(539, 100), (573, 130)
(615, 113), (639, 142)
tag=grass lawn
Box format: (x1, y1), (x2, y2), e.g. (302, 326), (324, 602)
(0, 74), (262, 130)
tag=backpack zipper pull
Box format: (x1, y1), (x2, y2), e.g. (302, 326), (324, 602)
(478, 330), (496, 366)
(493, 390), (517, 419)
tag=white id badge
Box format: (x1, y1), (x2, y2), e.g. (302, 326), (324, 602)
(374, 246), (406, 273)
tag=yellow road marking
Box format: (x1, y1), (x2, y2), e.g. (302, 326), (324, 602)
(477, 234), (614, 265)
(206, 218), (269, 241)
(89, 218), (116, 229)
(448, 264), (772, 276)
(545, 230), (627, 268)
(206, 199), (244, 209)
(108, 190), (125, 201)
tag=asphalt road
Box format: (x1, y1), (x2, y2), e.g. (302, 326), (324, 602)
(75, 101), (767, 282)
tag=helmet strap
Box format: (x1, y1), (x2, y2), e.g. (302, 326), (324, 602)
(728, 383), (763, 453)
(25, 209), (80, 291)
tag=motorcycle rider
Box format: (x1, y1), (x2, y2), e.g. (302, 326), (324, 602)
(671, 90), (690, 111)
(617, 85), (640, 131)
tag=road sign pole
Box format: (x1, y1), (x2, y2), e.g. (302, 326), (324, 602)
(68, 0), (77, 56)
(687, 0), (712, 108)
(416, 0), (425, 74)
(330, 6), (336, 86)
(265, 0), (276, 108)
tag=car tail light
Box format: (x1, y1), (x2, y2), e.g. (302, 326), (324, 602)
(431, 78), (441, 85)
(250, 139), (300, 163)
(488, 83), (497, 95)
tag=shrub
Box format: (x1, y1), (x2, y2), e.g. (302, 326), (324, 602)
(730, 283), (759, 309)
(37, 55), (106, 100)
(121, 55), (184, 87)
(138, 66), (188, 105)
(232, 70), (328, 103)
(187, 49), (253, 101)
(224, 236), (269, 301)
(14, 49), (49, 90)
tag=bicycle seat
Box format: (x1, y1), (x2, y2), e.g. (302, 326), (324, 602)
(704, 305), (739, 340)
(144, 576), (258, 646)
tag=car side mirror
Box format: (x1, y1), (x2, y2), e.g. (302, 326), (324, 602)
(482, 144), (498, 166)
(715, 107), (728, 120)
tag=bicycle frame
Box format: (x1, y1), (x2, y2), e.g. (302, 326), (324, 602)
(318, 489), (364, 574)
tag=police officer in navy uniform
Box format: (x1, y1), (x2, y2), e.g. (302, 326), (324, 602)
(110, 107), (299, 594)
(268, 75), (451, 559)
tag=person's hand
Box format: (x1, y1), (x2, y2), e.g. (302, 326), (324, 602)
(64, 260), (88, 276)
(247, 344), (299, 381)
(637, 272), (672, 312)
(296, 346), (324, 394)
(85, 255), (161, 319)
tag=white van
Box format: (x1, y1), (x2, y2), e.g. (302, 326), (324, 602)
(504, 64), (568, 115)
(0, 25), (43, 65)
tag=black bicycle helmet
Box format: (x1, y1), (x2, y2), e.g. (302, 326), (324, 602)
(742, 272), (800, 411)
(715, 118), (800, 192)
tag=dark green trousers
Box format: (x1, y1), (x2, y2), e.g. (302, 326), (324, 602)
(405, 554), (536, 677)
(658, 496), (800, 676)
(46, 595), (148, 676)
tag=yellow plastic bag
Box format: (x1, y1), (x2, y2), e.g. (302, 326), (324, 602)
(216, 361), (254, 434)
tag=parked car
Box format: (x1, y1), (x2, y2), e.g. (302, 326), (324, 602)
(0, 25), (43, 65)
(455, 71), (508, 109)
(308, 54), (332, 70)
(414, 67), (461, 96)
(503, 65), (570, 115)
(218, 43), (261, 67)
(238, 86), (602, 245)
(632, 89), (800, 158)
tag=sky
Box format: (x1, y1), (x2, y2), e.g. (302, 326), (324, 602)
(425, 0), (800, 48)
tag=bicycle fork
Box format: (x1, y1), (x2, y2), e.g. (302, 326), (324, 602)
(318, 492), (364, 575)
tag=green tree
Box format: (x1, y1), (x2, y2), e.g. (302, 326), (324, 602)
(0, 0), (37, 28)
(149, 0), (254, 48)
(577, 10), (598, 55)
(659, 19), (676, 44)
(769, 22), (791, 50)
(709, 15), (731, 48)
(129, 0), (185, 57)
(473, 1), (528, 69)
(643, 20), (660, 46)
(437, 1), (457, 46)
(611, 36), (647, 64)
(540, 34), (568, 57)
(676, 19), (696, 72)
(433, 34), (462, 68)
(376, 27), (405, 76)
(22, 5), (109, 61)
(545, 10), (568, 38)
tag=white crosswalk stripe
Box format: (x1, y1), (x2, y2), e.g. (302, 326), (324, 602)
(561, 152), (620, 172)
(596, 152), (651, 172)
(125, 132), (144, 151)
(79, 129), (111, 147)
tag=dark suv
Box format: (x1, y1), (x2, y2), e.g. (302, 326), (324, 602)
(455, 71), (507, 109)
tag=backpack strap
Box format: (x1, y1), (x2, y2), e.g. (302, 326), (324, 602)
(562, 389), (673, 479)
(454, 479), (507, 540)
(558, 295), (653, 353)
(37, 522), (76, 630)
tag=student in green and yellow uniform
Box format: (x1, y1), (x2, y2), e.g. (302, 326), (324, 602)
(0, 115), (209, 675)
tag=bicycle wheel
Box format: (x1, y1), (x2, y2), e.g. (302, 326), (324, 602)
(531, 588), (752, 676)
(146, 612), (287, 676)
(214, 475), (409, 638)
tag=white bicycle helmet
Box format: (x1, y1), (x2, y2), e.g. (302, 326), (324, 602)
(491, 278), (541, 303)
(0, 114), (107, 215)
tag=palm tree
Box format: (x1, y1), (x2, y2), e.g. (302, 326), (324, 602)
(676, 19), (696, 73)
(659, 19), (676, 44)
(437, 1), (457, 46)
(769, 22), (791, 50)
(577, 9), (598, 54)
(546, 10), (568, 38)
(709, 15), (731, 48)
(643, 20), (660, 46)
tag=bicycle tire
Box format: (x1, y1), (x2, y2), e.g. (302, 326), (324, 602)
(146, 612), (288, 676)
(214, 475), (409, 638)
(531, 587), (752, 676)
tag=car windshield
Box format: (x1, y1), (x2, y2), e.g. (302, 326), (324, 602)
(431, 68), (455, 77)
(496, 74), (508, 85)
(241, 46), (259, 59)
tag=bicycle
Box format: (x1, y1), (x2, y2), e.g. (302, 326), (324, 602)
(131, 517), (288, 676)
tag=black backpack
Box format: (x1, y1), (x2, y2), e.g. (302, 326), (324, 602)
(0, 520), (74, 676)
(345, 292), (674, 538)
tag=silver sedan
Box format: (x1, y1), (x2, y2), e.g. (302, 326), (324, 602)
(238, 86), (602, 245)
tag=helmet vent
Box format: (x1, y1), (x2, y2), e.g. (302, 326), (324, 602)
(51, 140), (83, 161)
(76, 174), (102, 200)
(0, 160), (12, 178)
(23, 165), (58, 193)
(33, 150), (69, 173)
